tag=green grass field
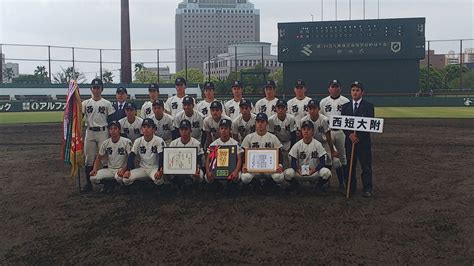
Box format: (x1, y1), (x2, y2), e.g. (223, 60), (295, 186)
(0, 107), (473, 124)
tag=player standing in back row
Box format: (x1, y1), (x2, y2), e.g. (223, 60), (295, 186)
(287, 79), (312, 122)
(254, 80), (279, 117)
(140, 83), (159, 119)
(165, 77), (189, 117)
(224, 80), (253, 120)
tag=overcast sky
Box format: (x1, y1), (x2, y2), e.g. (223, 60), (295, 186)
(1, 0), (473, 78)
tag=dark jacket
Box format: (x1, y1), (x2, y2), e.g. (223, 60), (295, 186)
(341, 99), (374, 148)
(109, 101), (128, 122)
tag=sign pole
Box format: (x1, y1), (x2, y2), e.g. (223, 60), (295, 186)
(346, 133), (356, 198)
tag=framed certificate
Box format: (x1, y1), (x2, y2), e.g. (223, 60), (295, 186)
(163, 147), (197, 175)
(245, 148), (279, 173)
(208, 145), (238, 180)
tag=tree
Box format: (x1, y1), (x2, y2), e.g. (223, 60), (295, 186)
(448, 70), (474, 90)
(419, 66), (444, 92)
(53, 66), (86, 84)
(134, 63), (144, 72)
(34, 66), (48, 78)
(12, 74), (49, 84)
(269, 68), (283, 90)
(102, 70), (114, 83)
(441, 64), (469, 89)
(172, 68), (205, 84)
(3, 68), (14, 82)
(134, 68), (158, 83)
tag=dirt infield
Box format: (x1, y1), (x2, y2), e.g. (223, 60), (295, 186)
(0, 119), (473, 264)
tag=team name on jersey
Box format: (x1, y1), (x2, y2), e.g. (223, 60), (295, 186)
(299, 151), (320, 159)
(251, 142), (272, 148)
(140, 145), (158, 154)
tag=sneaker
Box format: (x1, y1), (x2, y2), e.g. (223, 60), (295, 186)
(362, 191), (372, 198)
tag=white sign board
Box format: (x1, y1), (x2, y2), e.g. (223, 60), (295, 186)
(330, 115), (384, 133)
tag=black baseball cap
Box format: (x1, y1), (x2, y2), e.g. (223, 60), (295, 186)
(255, 113), (268, 121)
(116, 86), (128, 94)
(219, 118), (232, 128)
(142, 118), (156, 128)
(239, 98), (252, 107)
(148, 83), (159, 91)
(175, 77), (187, 86)
(204, 81), (215, 90)
(264, 80), (276, 89)
(295, 79), (306, 87)
(232, 80), (244, 88)
(91, 78), (103, 88)
(351, 81), (364, 90)
(108, 120), (121, 129)
(210, 101), (222, 110)
(276, 99), (287, 107)
(179, 120), (192, 129)
(182, 96), (194, 105)
(307, 99), (320, 108)
(124, 102), (137, 110)
(329, 79), (341, 87)
(301, 120), (314, 129)
(152, 99), (165, 107)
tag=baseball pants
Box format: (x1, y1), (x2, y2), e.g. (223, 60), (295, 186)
(284, 167), (331, 182)
(240, 172), (285, 184)
(90, 168), (120, 184)
(122, 167), (164, 186)
(331, 130), (347, 166)
(84, 129), (108, 166)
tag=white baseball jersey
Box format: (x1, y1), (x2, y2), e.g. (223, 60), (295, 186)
(241, 131), (282, 149)
(203, 114), (232, 142)
(287, 96), (312, 121)
(98, 137), (133, 169)
(297, 114), (331, 144)
(152, 113), (174, 145)
(132, 135), (166, 169)
(208, 137), (244, 154)
(268, 113), (296, 151)
(82, 98), (115, 127)
(319, 95), (350, 118)
(289, 138), (327, 169)
(196, 99), (220, 117)
(232, 113), (256, 143)
(169, 137), (204, 156)
(140, 101), (154, 119)
(254, 97), (279, 117)
(119, 116), (143, 142)
(224, 99), (254, 120)
(165, 95), (193, 117)
(174, 110), (204, 140)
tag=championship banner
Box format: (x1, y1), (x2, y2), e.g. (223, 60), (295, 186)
(330, 115), (384, 133)
(62, 80), (84, 178)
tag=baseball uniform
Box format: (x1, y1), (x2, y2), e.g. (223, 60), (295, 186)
(119, 116), (143, 143)
(140, 101), (154, 119)
(203, 114), (232, 143)
(287, 96), (312, 122)
(174, 110), (204, 141)
(224, 99), (254, 121)
(152, 113), (174, 146)
(268, 113), (296, 168)
(90, 136), (132, 185)
(165, 95), (191, 117)
(168, 137), (205, 183)
(254, 97), (279, 117)
(232, 113), (256, 143)
(284, 138), (331, 182)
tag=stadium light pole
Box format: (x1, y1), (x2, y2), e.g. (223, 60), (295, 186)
(349, 0), (352, 20)
(321, 0), (324, 21)
(121, 0), (132, 84)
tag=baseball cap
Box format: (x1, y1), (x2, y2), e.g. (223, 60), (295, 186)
(351, 81), (364, 90)
(148, 83), (159, 91)
(116, 86), (128, 94)
(179, 120), (192, 129)
(255, 113), (268, 121)
(182, 96), (194, 105)
(232, 80), (244, 88)
(219, 118), (232, 128)
(91, 78), (103, 88)
(264, 80), (276, 89)
(295, 79), (306, 87)
(301, 120), (314, 129)
(239, 98), (252, 107)
(142, 118), (156, 127)
(329, 79), (341, 87)
(210, 101), (222, 110)
(124, 102), (137, 110)
(152, 99), (165, 107)
(204, 81), (215, 90)
(108, 120), (121, 129)
(307, 99), (320, 108)
(276, 99), (287, 107)
(175, 77), (187, 86)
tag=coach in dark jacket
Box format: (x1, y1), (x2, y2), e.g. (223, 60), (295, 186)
(341, 81), (374, 197)
(109, 86), (129, 122)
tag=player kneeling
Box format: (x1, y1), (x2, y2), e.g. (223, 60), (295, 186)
(89, 121), (132, 193)
(120, 118), (166, 187)
(284, 120), (331, 192)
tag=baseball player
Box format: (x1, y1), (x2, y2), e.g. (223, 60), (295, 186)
(205, 118), (243, 185)
(224, 80), (253, 120)
(119, 102), (143, 143)
(89, 121), (133, 193)
(254, 80), (279, 117)
(82, 78), (115, 192)
(240, 113), (285, 186)
(284, 120), (331, 191)
(165, 77), (190, 117)
(287, 79), (312, 122)
(140, 83), (159, 119)
(168, 120), (205, 191)
(231, 98), (256, 143)
(268, 99), (296, 168)
(151, 99), (174, 146)
(173, 96), (205, 144)
(203, 101), (231, 148)
(121, 118), (166, 187)
(297, 99), (338, 167)
(319, 79), (350, 191)
(109, 86), (128, 122)
(196, 81), (218, 117)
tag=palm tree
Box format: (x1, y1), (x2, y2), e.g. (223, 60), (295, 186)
(121, 0), (132, 83)
(102, 70), (114, 83)
(34, 66), (48, 78)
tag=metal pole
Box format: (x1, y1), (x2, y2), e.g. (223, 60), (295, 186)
(335, 0), (337, 20)
(184, 46), (188, 81)
(99, 49), (103, 80)
(377, 0), (380, 19)
(0, 44), (3, 83)
(363, 0), (366, 19)
(234, 46), (238, 78)
(261, 46), (264, 69)
(48, 45), (52, 83)
(208, 46), (211, 81)
(72, 47), (75, 80)
(321, 0), (324, 21)
(460, 39), (463, 89)
(349, 0), (351, 20)
(427, 41), (430, 91)
(156, 49), (160, 83)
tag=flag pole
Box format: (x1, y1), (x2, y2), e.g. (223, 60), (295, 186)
(346, 131), (356, 198)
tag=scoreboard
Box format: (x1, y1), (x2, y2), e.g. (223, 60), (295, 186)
(277, 18), (426, 93)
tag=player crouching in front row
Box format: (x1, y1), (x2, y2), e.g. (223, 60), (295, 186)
(284, 120), (332, 192)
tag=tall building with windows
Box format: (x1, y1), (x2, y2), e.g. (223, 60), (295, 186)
(175, 0), (260, 72)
